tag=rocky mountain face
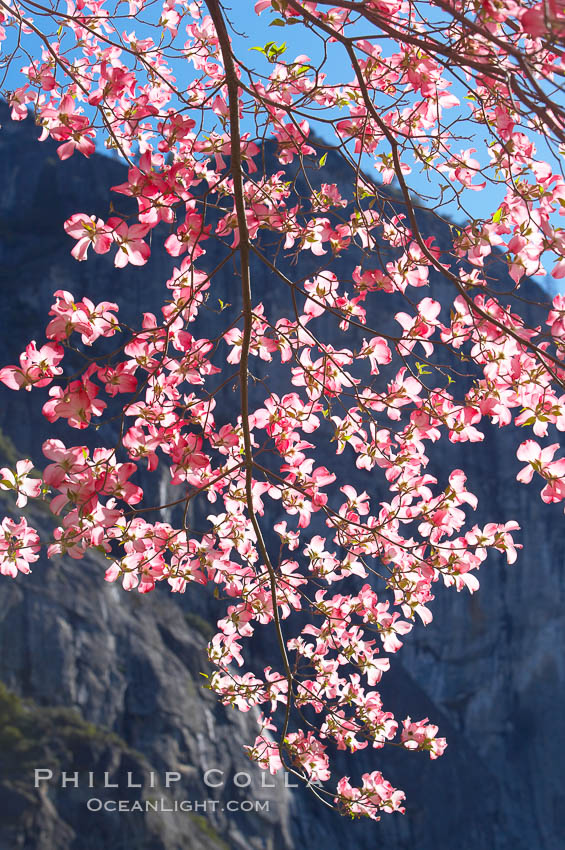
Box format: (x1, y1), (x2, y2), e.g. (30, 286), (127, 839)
(0, 104), (563, 849)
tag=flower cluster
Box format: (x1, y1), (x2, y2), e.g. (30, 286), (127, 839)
(0, 0), (563, 822)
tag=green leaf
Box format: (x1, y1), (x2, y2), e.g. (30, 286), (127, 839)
(492, 207), (502, 223)
(252, 41), (286, 60)
(319, 152), (328, 167)
(269, 18), (286, 26)
(268, 41), (286, 59)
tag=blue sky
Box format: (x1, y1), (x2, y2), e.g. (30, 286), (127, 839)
(1, 1), (560, 292)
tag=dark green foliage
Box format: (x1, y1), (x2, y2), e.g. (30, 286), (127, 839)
(184, 611), (215, 642)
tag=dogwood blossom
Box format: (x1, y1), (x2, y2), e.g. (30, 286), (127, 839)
(0, 0), (563, 822)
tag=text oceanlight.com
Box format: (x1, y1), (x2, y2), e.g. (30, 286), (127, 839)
(33, 768), (300, 813)
(85, 799), (270, 813)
